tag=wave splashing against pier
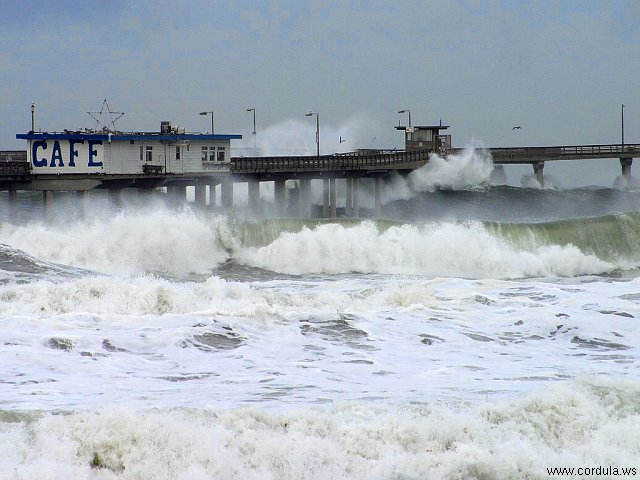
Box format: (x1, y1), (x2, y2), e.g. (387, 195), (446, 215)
(384, 147), (495, 202)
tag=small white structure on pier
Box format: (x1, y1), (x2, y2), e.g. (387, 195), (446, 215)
(16, 122), (241, 175)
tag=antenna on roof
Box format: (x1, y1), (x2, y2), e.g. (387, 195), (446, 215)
(88, 99), (125, 133)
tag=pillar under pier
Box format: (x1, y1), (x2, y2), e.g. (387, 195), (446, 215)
(299, 179), (311, 218)
(248, 180), (260, 217)
(621, 158), (633, 183)
(352, 178), (361, 218)
(43, 190), (54, 222)
(274, 180), (287, 217)
(194, 185), (206, 207)
(374, 177), (382, 218)
(75, 190), (90, 220)
(533, 162), (545, 188)
(345, 178), (353, 217)
(221, 179), (234, 210)
(322, 178), (330, 218)
(8, 189), (17, 224)
(138, 187), (154, 202)
(109, 188), (124, 208)
(329, 178), (337, 218)
(208, 183), (217, 208)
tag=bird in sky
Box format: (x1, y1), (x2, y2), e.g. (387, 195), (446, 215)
(512, 126), (522, 130)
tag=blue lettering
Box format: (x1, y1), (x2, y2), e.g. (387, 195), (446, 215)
(32, 140), (47, 167)
(68, 139), (83, 167)
(87, 140), (103, 167)
(50, 141), (64, 167)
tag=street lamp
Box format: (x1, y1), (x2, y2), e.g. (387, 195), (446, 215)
(199, 110), (214, 134)
(622, 104), (625, 147)
(246, 108), (256, 136)
(246, 107), (256, 151)
(398, 109), (411, 127)
(305, 111), (319, 157)
(30, 102), (35, 133)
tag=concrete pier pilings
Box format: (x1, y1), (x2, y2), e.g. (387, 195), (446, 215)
(345, 179), (353, 217)
(329, 178), (337, 218)
(109, 188), (126, 208)
(274, 180), (287, 217)
(374, 177), (382, 218)
(43, 190), (54, 222)
(299, 179), (312, 218)
(322, 179), (330, 218)
(194, 184), (206, 207)
(5, 173), (386, 223)
(208, 183), (217, 208)
(533, 162), (545, 187)
(8, 189), (17, 224)
(248, 179), (260, 217)
(352, 178), (361, 218)
(620, 158), (633, 182)
(221, 179), (233, 209)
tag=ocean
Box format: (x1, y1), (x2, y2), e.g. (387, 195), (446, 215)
(1, 156), (640, 478)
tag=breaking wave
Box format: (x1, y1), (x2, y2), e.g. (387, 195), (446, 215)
(1, 209), (640, 279)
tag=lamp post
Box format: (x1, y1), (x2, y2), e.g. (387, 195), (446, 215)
(621, 104), (625, 147)
(199, 110), (214, 134)
(246, 107), (256, 150)
(305, 111), (319, 157)
(30, 102), (35, 133)
(398, 109), (411, 127)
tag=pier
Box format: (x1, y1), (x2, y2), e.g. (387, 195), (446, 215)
(2, 122), (639, 222)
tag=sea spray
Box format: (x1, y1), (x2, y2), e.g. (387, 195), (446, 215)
(382, 147), (495, 203)
(232, 114), (380, 157)
(409, 147), (495, 192)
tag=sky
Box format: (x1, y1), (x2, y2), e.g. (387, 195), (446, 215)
(1, 0), (639, 186)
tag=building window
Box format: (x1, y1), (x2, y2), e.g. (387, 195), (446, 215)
(145, 146), (153, 163)
(201, 146), (208, 161)
(139, 146), (143, 161)
(176, 146), (181, 160)
(209, 147), (215, 162)
(217, 146), (226, 162)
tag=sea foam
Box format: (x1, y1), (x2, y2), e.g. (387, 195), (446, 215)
(1, 377), (639, 480)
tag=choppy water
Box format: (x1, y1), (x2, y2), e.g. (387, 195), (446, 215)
(1, 164), (640, 478)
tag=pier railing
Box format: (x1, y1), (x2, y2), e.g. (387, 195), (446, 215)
(0, 151), (27, 163)
(475, 144), (640, 164)
(0, 160), (30, 179)
(231, 150), (430, 173)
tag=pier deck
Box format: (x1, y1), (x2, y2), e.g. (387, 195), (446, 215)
(1, 142), (639, 221)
